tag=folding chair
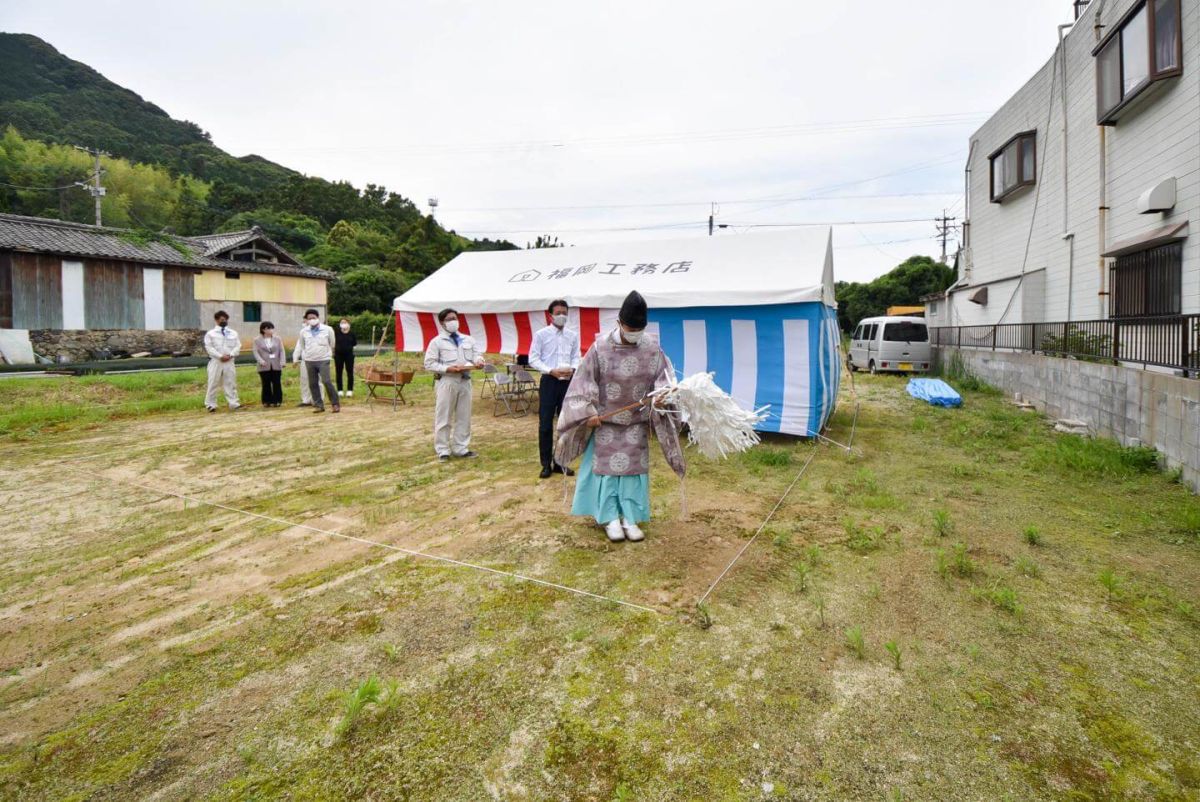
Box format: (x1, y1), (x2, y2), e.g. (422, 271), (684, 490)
(492, 373), (530, 417)
(480, 363), (498, 398)
(513, 367), (539, 404)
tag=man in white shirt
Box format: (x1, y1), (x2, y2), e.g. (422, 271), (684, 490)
(203, 310), (241, 412)
(423, 307), (485, 461)
(297, 308), (339, 413)
(293, 315), (312, 406)
(529, 299), (581, 478)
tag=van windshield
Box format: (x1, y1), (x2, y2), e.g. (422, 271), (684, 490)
(883, 322), (928, 342)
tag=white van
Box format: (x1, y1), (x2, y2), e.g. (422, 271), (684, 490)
(847, 316), (931, 374)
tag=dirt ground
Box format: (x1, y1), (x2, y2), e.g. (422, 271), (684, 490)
(1, 370), (1198, 800)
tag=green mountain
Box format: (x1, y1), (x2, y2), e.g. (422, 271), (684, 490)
(0, 32), (295, 190)
(0, 33), (518, 315)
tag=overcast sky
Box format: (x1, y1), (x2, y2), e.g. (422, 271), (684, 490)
(5, 0), (1074, 282)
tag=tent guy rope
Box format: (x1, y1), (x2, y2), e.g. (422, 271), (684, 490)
(66, 467), (662, 616)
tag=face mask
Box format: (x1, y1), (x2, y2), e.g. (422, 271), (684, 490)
(552, 314), (568, 327)
(263, 331), (274, 340)
(444, 319), (459, 333)
(340, 323), (350, 332)
(307, 318), (319, 328)
(622, 328), (644, 344)
(217, 321), (228, 329)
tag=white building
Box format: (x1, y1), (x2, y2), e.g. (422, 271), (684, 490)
(929, 0), (1197, 328)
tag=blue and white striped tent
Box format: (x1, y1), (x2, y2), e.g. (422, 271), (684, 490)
(394, 228), (841, 438)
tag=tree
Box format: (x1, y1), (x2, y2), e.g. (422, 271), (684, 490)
(327, 266), (412, 315)
(835, 255), (954, 332)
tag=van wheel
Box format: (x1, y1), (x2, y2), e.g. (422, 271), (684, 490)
(868, 360), (877, 375)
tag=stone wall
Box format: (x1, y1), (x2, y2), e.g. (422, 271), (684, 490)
(936, 347), (1200, 491)
(29, 329), (205, 363)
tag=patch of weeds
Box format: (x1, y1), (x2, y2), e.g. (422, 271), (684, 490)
(1098, 568), (1123, 602)
(814, 594), (827, 628)
(694, 603), (713, 630)
(381, 643), (401, 661)
(844, 625), (865, 660)
(379, 679), (403, 716)
(804, 544), (823, 566)
(771, 529), (793, 549)
(845, 519), (884, 553)
(1027, 435), (1160, 479)
(884, 640), (902, 671)
(612, 784), (635, 802)
(1169, 504), (1200, 543)
(932, 508), (953, 538)
(1022, 525), (1043, 546)
(793, 561), (811, 593)
(335, 676), (382, 740)
(974, 583), (1023, 616)
(951, 542), (977, 578)
(742, 447), (792, 470)
(1014, 555), (1041, 579)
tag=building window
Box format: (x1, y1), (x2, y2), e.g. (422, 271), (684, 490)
(1109, 242), (1182, 318)
(243, 301), (262, 323)
(225, 271), (241, 280)
(989, 131), (1037, 203)
(1095, 0), (1182, 124)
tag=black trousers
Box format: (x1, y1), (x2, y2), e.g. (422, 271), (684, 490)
(335, 353), (355, 391)
(539, 374), (570, 469)
(258, 369), (283, 406)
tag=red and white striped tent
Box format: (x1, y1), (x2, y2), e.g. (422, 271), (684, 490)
(392, 229), (834, 356)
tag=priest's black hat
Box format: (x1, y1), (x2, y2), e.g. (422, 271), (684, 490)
(618, 290), (648, 329)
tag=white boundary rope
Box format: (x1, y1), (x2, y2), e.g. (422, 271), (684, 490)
(68, 469), (661, 616)
(696, 444), (820, 606)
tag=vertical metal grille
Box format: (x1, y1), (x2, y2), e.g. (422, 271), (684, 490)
(1110, 242), (1182, 318)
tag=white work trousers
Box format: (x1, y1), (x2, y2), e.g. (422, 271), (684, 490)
(433, 376), (473, 456)
(297, 359), (313, 404)
(205, 358), (240, 409)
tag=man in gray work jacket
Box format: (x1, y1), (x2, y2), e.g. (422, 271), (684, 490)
(423, 308), (485, 461)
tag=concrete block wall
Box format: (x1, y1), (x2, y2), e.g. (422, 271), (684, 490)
(936, 346), (1200, 492)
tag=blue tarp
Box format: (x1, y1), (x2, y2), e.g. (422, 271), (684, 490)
(907, 378), (962, 407)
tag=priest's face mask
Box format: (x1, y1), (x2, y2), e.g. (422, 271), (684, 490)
(619, 323), (645, 344)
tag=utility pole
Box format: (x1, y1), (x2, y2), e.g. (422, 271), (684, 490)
(73, 145), (108, 226)
(934, 209), (958, 264)
(708, 202), (717, 236)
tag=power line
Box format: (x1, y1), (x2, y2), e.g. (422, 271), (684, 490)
(934, 209), (959, 263)
(456, 216), (935, 236)
(0, 178), (89, 191)
(441, 190), (959, 214)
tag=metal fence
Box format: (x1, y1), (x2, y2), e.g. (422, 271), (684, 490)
(931, 315), (1200, 373)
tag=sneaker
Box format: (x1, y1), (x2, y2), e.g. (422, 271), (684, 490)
(347, 391), (354, 397)
(206, 407), (216, 413)
(458, 451), (479, 458)
(605, 520), (626, 542)
(438, 454), (451, 462)
(622, 520), (645, 542)
(338, 390), (345, 397)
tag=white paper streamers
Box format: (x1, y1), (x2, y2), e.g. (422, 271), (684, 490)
(649, 372), (769, 460)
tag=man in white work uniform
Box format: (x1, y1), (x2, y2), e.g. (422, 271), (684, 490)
(293, 314), (313, 406)
(204, 309), (241, 412)
(529, 299), (580, 478)
(423, 308), (485, 462)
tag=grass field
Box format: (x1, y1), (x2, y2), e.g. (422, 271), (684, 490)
(0, 364), (1198, 800)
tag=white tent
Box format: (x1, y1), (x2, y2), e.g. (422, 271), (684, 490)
(393, 229), (840, 437)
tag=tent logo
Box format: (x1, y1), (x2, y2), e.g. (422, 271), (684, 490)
(509, 269), (541, 283)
